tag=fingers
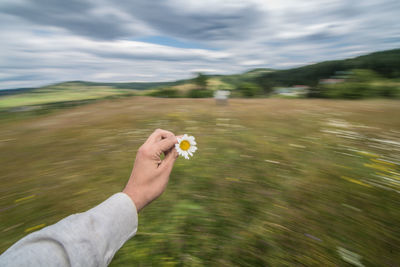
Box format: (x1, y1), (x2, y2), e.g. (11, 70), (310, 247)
(147, 129), (174, 144)
(160, 147), (178, 172)
(158, 135), (178, 153)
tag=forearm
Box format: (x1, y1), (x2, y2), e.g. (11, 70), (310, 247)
(0, 193), (138, 267)
(1, 128), (178, 266)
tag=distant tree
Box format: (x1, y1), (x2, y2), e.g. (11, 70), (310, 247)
(147, 88), (180, 98)
(256, 49), (400, 90)
(316, 69), (399, 99)
(194, 73), (208, 90)
(187, 89), (213, 98)
(237, 82), (262, 98)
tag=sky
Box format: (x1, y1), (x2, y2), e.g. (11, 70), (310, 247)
(0, 0), (399, 89)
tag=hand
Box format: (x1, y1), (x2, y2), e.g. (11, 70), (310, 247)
(123, 129), (178, 212)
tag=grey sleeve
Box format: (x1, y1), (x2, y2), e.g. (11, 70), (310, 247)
(0, 192), (138, 267)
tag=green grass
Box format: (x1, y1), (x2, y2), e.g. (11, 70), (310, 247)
(0, 97), (399, 266)
(0, 82), (135, 109)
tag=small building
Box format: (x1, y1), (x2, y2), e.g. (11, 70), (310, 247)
(214, 90), (230, 105)
(275, 85), (309, 97)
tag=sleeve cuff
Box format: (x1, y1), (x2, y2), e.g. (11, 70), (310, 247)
(88, 192), (139, 244)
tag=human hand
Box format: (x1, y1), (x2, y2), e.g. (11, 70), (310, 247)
(123, 129), (178, 212)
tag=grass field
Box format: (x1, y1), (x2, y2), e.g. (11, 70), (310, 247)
(0, 82), (135, 110)
(0, 97), (399, 266)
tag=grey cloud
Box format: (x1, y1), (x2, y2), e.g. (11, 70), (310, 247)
(1, 0), (135, 39)
(117, 0), (264, 42)
(86, 49), (229, 62)
(0, 74), (43, 82)
(1, 0), (264, 41)
(1, 0), (400, 89)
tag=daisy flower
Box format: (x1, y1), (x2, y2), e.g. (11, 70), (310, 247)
(175, 134), (197, 159)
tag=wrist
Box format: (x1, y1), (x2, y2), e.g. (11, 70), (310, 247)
(123, 188), (145, 213)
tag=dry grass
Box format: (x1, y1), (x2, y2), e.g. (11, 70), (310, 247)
(1, 97), (399, 266)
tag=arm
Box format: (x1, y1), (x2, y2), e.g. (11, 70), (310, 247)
(0, 193), (138, 267)
(0, 129), (178, 267)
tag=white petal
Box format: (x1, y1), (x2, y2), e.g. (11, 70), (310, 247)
(176, 134), (197, 159)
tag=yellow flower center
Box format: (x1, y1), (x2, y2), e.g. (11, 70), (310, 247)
(179, 140), (190, 151)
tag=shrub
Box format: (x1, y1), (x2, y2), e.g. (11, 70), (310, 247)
(378, 84), (399, 98)
(147, 88), (180, 98)
(187, 89), (214, 98)
(316, 69), (399, 99)
(237, 82), (262, 97)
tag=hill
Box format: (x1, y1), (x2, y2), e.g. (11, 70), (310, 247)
(63, 80), (190, 90)
(0, 87), (37, 97)
(0, 82), (136, 110)
(1, 49), (399, 109)
(256, 49), (400, 91)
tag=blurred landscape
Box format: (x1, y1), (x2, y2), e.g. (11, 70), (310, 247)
(2, 0), (400, 264)
(0, 49), (399, 112)
(1, 47), (400, 265)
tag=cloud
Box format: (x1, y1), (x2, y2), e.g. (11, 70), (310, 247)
(117, 0), (264, 42)
(0, 0), (399, 89)
(0, 0), (146, 39)
(0, 27), (234, 89)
